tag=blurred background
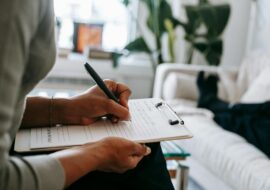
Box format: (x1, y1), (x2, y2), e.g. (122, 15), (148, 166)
(34, 0), (269, 99)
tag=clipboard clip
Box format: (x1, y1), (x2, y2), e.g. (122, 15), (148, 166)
(169, 119), (179, 125)
(169, 119), (184, 125)
(155, 102), (185, 125)
(155, 102), (163, 108)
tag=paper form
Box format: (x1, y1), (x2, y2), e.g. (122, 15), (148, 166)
(30, 98), (192, 149)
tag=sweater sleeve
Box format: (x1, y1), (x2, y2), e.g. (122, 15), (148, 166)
(0, 0), (65, 189)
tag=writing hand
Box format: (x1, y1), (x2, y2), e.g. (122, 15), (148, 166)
(59, 80), (131, 125)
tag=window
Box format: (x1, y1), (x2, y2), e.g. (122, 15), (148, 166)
(54, 0), (133, 51)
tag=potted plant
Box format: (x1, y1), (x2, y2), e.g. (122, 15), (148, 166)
(120, 0), (230, 69)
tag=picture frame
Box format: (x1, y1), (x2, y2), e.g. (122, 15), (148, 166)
(73, 22), (104, 53)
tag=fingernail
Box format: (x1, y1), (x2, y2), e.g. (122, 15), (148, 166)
(123, 114), (131, 122)
(145, 146), (151, 155)
(112, 117), (119, 123)
(127, 114), (131, 121)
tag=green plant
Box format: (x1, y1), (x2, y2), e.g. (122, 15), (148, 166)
(121, 0), (230, 67)
(180, 0), (231, 65)
(122, 0), (179, 66)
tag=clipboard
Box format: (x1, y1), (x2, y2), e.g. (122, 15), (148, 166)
(14, 98), (192, 153)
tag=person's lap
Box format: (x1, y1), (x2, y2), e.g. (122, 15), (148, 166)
(66, 143), (173, 190)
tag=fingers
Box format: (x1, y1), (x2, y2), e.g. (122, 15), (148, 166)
(95, 138), (151, 174)
(131, 143), (151, 156)
(81, 117), (97, 125)
(103, 80), (131, 109)
(87, 80), (131, 121)
(116, 83), (131, 108)
(127, 155), (144, 169)
(125, 143), (151, 170)
(105, 99), (130, 120)
(110, 116), (119, 123)
(116, 142), (151, 172)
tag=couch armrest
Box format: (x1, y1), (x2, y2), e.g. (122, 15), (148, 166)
(153, 63), (219, 99)
(153, 63), (238, 102)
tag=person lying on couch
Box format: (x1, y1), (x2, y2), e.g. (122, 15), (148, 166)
(197, 71), (270, 158)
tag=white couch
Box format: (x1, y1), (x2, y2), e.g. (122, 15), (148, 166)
(153, 51), (270, 190)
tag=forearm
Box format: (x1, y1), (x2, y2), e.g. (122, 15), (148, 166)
(21, 97), (68, 128)
(50, 146), (100, 188)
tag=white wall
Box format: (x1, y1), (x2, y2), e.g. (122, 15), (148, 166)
(251, 0), (270, 51)
(220, 0), (253, 67)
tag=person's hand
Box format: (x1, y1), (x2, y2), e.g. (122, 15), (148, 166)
(61, 80), (132, 125)
(51, 137), (151, 187)
(90, 137), (151, 173)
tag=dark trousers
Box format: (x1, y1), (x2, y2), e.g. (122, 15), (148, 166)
(205, 98), (270, 158)
(66, 143), (174, 190)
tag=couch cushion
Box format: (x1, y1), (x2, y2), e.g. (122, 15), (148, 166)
(236, 51), (270, 100)
(167, 99), (214, 119)
(174, 114), (270, 190)
(241, 67), (270, 103)
(163, 72), (198, 101)
(162, 70), (237, 103)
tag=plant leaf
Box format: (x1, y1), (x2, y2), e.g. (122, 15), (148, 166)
(158, 0), (174, 33)
(164, 19), (175, 62)
(205, 50), (222, 66)
(121, 0), (131, 6)
(124, 37), (151, 53)
(193, 39), (223, 65)
(199, 0), (209, 5)
(141, 0), (154, 14)
(144, 0), (176, 36)
(144, 0), (160, 35)
(214, 5), (230, 35)
(146, 15), (155, 34)
(198, 4), (230, 36)
(184, 5), (201, 34)
(193, 42), (208, 53)
(171, 17), (185, 28)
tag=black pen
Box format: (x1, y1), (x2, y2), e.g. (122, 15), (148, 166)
(84, 62), (119, 103)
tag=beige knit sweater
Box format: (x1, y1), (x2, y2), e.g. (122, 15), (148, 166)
(0, 0), (65, 189)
